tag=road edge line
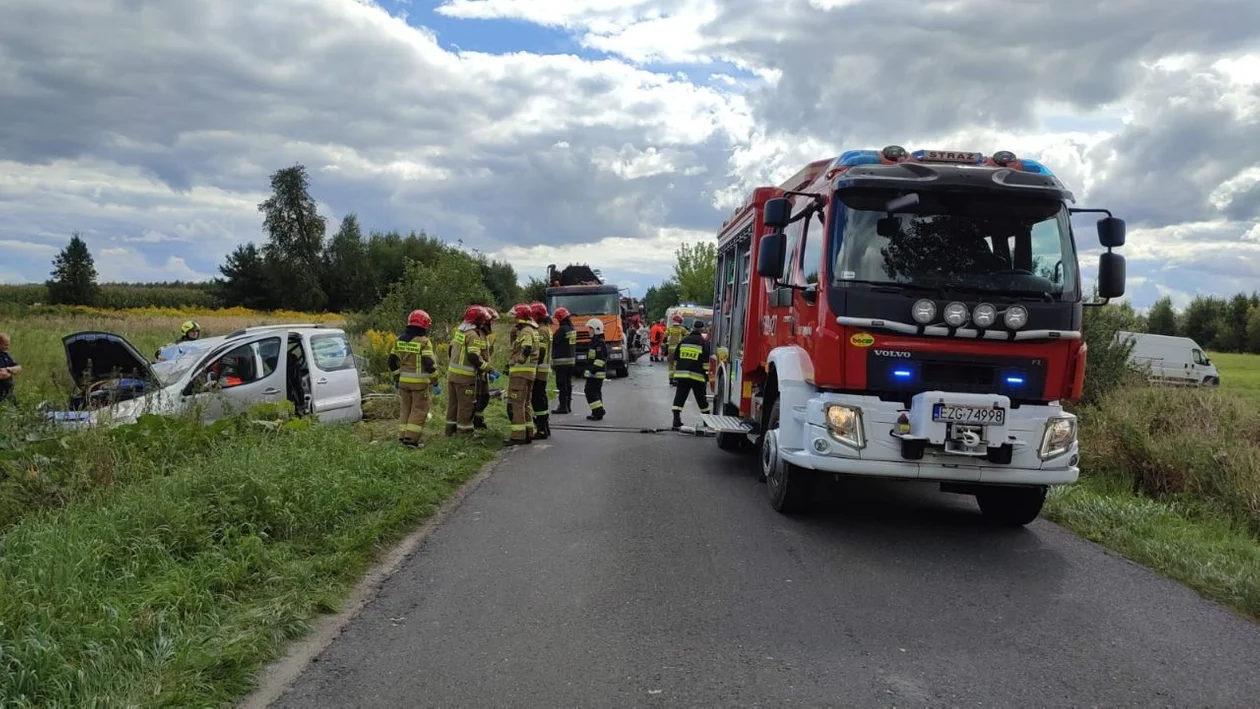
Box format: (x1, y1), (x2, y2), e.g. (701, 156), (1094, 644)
(237, 447), (513, 709)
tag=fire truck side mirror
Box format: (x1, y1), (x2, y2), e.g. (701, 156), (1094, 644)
(757, 232), (786, 279)
(1096, 251), (1126, 299)
(1097, 217), (1125, 248)
(763, 197), (791, 229)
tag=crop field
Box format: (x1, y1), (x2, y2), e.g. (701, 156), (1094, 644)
(1210, 351), (1260, 401)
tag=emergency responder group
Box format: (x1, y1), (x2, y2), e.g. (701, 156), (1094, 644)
(387, 301), (611, 447)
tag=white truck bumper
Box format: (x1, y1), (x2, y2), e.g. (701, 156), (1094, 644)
(779, 390), (1079, 486)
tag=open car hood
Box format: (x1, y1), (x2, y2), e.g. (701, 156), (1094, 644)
(62, 331), (157, 388)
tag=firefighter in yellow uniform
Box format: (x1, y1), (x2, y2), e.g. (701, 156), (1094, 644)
(670, 319), (712, 429)
(529, 302), (552, 439)
(665, 313), (686, 384)
(387, 309), (438, 447)
(505, 303), (537, 445)
(445, 306), (492, 436)
(473, 307), (498, 429)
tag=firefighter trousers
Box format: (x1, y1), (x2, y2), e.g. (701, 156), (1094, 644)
(445, 374), (478, 435)
(398, 384), (430, 444)
(552, 364), (573, 412)
(473, 374), (490, 428)
(531, 374), (551, 436)
(584, 375), (605, 417)
(671, 378), (710, 419)
(507, 374), (533, 440)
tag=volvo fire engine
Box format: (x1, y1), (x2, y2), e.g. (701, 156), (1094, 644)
(702, 146), (1127, 525)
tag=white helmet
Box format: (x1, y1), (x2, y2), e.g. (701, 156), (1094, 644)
(586, 318), (605, 335)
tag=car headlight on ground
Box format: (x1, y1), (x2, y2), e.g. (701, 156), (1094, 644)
(1039, 416), (1077, 459)
(825, 404), (865, 449)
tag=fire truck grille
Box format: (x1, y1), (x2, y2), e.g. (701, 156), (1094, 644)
(919, 361), (997, 391)
(866, 352), (1048, 402)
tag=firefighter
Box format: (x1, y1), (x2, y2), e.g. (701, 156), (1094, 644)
(529, 302), (552, 438)
(665, 314), (686, 383)
(670, 319), (712, 429)
(155, 320), (201, 360)
(505, 303), (537, 445)
(473, 307), (498, 429)
(446, 306), (492, 435)
(583, 317), (608, 420)
(649, 319), (666, 361)
(386, 309), (438, 447)
(550, 307), (576, 414)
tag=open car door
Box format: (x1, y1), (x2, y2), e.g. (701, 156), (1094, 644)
(301, 331), (362, 423)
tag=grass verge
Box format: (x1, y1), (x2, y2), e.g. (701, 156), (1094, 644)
(1050, 383), (1260, 621)
(0, 418), (501, 706)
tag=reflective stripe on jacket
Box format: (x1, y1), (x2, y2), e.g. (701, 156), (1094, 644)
(392, 336), (436, 388)
(671, 331), (711, 382)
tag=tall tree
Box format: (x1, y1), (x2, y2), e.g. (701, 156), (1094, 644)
(1145, 296), (1178, 335)
(1181, 296), (1226, 349)
(46, 232), (100, 306)
(522, 276), (548, 303)
(258, 164), (327, 311)
(322, 213), (372, 312)
(216, 243), (273, 310)
(672, 241), (717, 306)
(644, 280), (681, 321)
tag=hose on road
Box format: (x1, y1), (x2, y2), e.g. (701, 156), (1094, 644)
(546, 422), (715, 436)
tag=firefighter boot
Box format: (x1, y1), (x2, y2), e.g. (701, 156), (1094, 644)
(472, 415), (487, 429)
(444, 423), (457, 437)
(532, 416), (549, 440)
(672, 411), (683, 430)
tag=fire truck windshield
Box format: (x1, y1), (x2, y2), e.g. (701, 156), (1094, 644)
(831, 188), (1078, 299)
(548, 292), (620, 315)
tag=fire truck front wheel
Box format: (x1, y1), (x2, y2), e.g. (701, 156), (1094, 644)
(975, 484), (1047, 527)
(762, 400), (813, 514)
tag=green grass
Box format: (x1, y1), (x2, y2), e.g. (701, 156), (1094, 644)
(1210, 351), (1260, 401)
(0, 414), (503, 706)
(1045, 475), (1260, 619)
(1051, 383), (1260, 621)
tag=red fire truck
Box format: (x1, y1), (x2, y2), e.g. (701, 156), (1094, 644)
(702, 146), (1127, 525)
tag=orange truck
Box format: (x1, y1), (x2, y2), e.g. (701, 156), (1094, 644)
(545, 264), (630, 378)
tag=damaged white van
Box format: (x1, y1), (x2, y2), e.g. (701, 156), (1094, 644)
(50, 324), (363, 428)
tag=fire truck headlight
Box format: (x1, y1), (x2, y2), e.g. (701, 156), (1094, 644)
(911, 299), (936, 324)
(1039, 416), (1077, 460)
(825, 404), (865, 449)
(943, 302), (969, 327)
(972, 303), (997, 328)
(1003, 305), (1029, 329)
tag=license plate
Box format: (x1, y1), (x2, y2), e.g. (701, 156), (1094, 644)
(932, 404), (1006, 425)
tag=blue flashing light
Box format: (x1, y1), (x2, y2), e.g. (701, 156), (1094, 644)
(1018, 159), (1054, 176)
(834, 150), (882, 167)
(893, 369), (913, 378)
(1005, 376), (1025, 385)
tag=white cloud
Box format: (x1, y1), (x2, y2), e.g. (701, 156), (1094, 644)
(0, 0), (1256, 307)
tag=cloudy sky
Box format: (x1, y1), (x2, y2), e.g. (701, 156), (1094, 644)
(1, 0), (1258, 305)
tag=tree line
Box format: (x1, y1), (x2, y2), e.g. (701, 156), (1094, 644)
(15, 163), (721, 332)
(1135, 293), (1260, 354)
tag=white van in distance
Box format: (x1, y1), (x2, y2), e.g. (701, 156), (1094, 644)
(1115, 331), (1221, 387)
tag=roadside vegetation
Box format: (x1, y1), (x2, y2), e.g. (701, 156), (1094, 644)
(1045, 302), (1260, 620)
(0, 302), (515, 705)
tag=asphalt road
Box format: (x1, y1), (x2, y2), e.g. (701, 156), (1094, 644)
(274, 361), (1260, 708)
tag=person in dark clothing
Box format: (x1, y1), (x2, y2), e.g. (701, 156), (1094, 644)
(386, 310), (440, 447)
(0, 333), (21, 407)
(583, 318), (608, 420)
(550, 307), (576, 414)
(670, 320), (712, 429)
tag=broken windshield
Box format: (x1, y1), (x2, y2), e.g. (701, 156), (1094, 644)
(830, 187), (1078, 299)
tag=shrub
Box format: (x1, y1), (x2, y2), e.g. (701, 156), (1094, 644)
(1080, 386), (1260, 531)
(359, 254), (493, 338)
(1081, 302), (1144, 405)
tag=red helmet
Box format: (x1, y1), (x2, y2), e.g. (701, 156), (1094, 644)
(553, 306), (570, 321)
(407, 309), (432, 328)
(530, 302), (549, 320)
(463, 305), (488, 325)
(511, 303), (534, 320)
(671, 314), (683, 324)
